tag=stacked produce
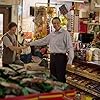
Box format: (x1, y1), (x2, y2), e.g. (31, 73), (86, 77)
(0, 65), (69, 98)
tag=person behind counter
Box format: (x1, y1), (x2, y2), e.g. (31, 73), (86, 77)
(2, 22), (28, 67)
(19, 33), (32, 63)
(27, 17), (74, 83)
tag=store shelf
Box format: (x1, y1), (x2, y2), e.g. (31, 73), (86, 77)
(88, 23), (100, 25)
(66, 59), (100, 98)
(67, 67), (100, 83)
(73, 59), (100, 67)
(66, 79), (100, 98)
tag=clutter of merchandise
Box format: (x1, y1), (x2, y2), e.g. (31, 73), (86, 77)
(0, 64), (75, 99)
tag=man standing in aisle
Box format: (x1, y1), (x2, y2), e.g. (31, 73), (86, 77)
(2, 22), (28, 67)
(28, 17), (74, 83)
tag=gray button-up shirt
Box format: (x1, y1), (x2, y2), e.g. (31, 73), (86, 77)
(30, 28), (74, 64)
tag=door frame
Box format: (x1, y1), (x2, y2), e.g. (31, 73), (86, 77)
(0, 5), (11, 34)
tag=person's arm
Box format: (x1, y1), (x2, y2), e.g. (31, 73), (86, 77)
(65, 32), (74, 65)
(0, 33), (8, 44)
(3, 36), (28, 51)
(0, 39), (2, 44)
(9, 45), (28, 51)
(29, 34), (50, 46)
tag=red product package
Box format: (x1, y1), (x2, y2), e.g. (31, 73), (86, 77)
(79, 21), (87, 33)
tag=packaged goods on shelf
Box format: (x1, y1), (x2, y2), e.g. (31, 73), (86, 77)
(66, 60), (100, 98)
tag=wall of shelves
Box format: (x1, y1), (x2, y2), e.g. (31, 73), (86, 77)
(66, 79), (100, 98)
(73, 1), (100, 36)
(67, 67), (100, 83)
(66, 60), (100, 98)
(88, 23), (100, 25)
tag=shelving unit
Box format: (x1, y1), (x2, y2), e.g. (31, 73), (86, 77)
(88, 23), (100, 25)
(66, 59), (100, 98)
(67, 67), (100, 83)
(67, 79), (100, 98)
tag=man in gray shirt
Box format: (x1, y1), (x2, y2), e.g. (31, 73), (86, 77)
(29, 17), (74, 83)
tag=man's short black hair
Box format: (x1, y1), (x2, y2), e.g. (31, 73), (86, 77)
(52, 17), (61, 23)
(8, 22), (17, 30)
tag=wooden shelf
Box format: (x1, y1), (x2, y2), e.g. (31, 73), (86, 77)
(67, 59), (100, 97)
(88, 23), (100, 25)
(73, 59), (100, 67)
(66, 79), (100, 98)
(67, 67), (100, 83)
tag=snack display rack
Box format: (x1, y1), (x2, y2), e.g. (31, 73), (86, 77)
(66, 59), (100, 98)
